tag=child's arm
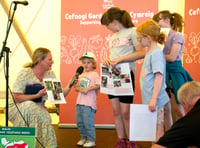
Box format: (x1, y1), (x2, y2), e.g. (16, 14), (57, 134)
(165, 43), (181, 62)
(87, 84), (100, 91)
(149, 72), (163, 112)
(110, 45), (145, 67)
(74, 82), (81, 92)
(77, 84), (100, 94)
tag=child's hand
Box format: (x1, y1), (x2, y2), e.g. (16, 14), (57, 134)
(148, 99), (157, 112)
(103, 57), (111, 67)
(80, 87), (89, 94)
(73, 79), (78, 86)
(110, 58), (120, 68)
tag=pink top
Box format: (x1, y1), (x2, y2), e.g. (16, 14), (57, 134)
(76, 71), (100, 110)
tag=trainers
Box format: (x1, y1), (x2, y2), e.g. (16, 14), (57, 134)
(77, 139), (87, 146)
(127, 141), (137, 148)
(83, 140), (96, 147)
(115, 139), (127, 148)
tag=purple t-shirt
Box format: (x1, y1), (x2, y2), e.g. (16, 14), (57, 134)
(163, 30), (184, 61)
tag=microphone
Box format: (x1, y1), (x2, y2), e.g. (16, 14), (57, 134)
(13, 1), (28, 5)
(69, 66), (84, 88)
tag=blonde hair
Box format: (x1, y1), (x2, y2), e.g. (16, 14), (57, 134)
(81, 57), (97, 70)
(136, 19), (166, 44)
(178, 81), (200, 104)
(24, 47), (50, 68)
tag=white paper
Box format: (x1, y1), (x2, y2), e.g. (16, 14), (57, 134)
(43, 78), (66, 104)
(129, 104), (157, 141)
(100, 63), (134, 96)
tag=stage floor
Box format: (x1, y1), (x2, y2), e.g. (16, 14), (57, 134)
(54, 125), (152, 148)
(0, 99), (152, 148)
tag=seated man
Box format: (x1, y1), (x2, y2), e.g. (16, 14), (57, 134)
(152, 81), (200, 148)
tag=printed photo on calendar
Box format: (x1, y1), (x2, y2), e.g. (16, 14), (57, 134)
(100, 63), (134, 96)
(43, 78), (66, 104)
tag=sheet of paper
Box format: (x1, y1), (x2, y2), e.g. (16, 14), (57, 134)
(129, 104), (157, 141)
(100, 63), (134, 96)
(43, 78), (66, 104)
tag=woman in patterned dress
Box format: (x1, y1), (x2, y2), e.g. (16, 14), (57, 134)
(8, 47), (71, 148)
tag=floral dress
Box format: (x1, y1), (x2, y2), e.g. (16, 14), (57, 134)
(8, 67), (57, 148)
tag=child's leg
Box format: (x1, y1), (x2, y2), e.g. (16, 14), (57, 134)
(164, 101), (173, 131)
(174, 102), (185, 121)
(121, 103), (137, 148)
(83, 106), (96, 142)
(120, 102), (130, 138)
(170, 91), (185, 121)
(156, 107), (164, 142)
(110, 99), (127, 148)
(110, 98), (126, 139)
(76, 105), (87, 140)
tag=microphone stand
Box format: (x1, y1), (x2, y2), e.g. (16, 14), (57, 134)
(0, 2), (18, 126)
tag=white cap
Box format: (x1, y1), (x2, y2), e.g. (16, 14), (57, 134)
(79, 52), (96, 60)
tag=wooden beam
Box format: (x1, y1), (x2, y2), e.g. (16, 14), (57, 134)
(0, 0), (33, 57)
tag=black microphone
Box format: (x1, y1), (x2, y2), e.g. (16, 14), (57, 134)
(13, 1), (28, 5)
(69, 66), (84, 88)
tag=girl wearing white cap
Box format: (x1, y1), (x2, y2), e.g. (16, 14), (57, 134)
(75, 52), (100, 147)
